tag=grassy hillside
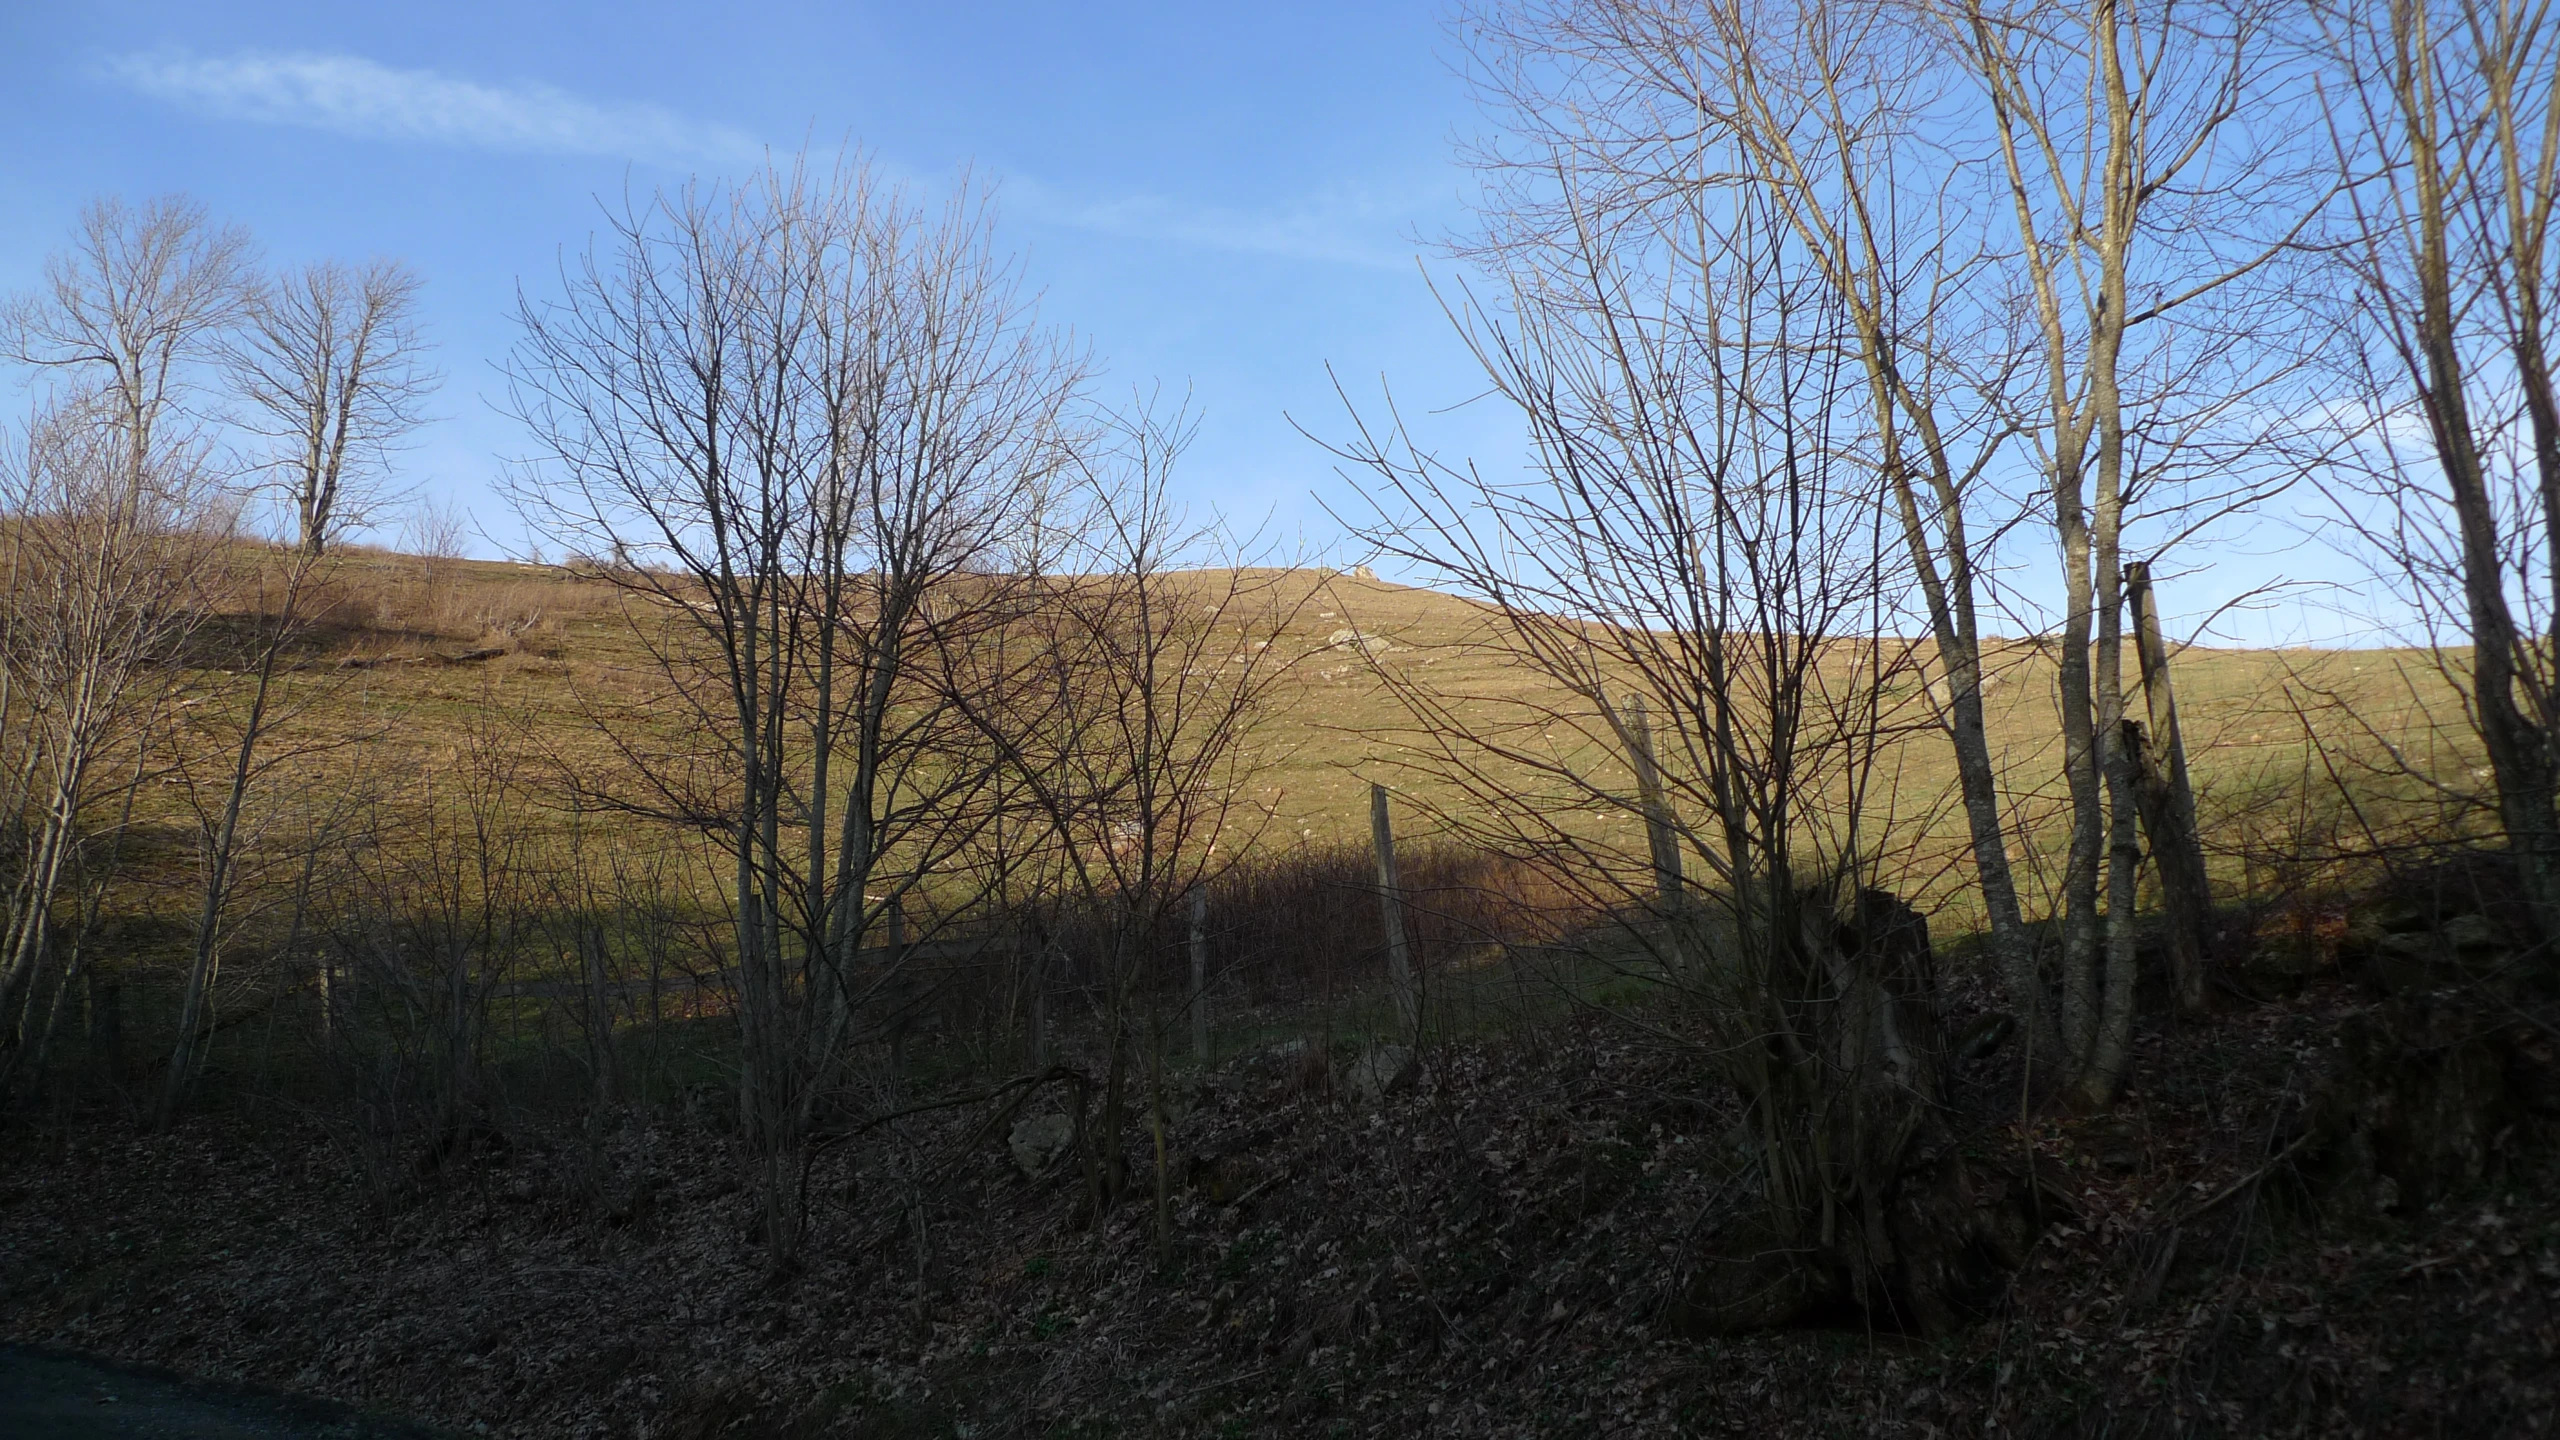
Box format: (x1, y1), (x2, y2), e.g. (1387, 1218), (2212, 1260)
(197, 547), (2471, 920)
(41, 539), (2474, 1087)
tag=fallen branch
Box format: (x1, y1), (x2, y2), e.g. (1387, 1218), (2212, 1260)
(2172, 1129), (2319, 1226)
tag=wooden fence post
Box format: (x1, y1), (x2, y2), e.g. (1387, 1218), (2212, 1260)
(97, 979), (123, 1079)
(1024, 924), (1055, 1072)
(2125, 561), (2214, 1012)
(1370, 783), (1421, 1041)
(582, 921), (618, 1104)
(1626, 694), (1684, 911)
(1189, 887), (1211, 1060)
(1621, 692), (1693, 985)
(886, 896), (909, 1075)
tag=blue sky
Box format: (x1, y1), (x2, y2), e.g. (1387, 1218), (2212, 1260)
(1, 1), (2382, 647)
(0, 1), (1509, 560)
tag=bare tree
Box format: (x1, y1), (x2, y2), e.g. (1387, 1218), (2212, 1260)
(2314, 0), (2560, 945)
(1330, 43), (2040, 1325)
(1452, 0), (2050, 1053)
(400, 498), (469, 560)
(0, 196), (243, 1084)
(231, 258), (437, 556)
(164, 257), (431, 1117)
(1453, 0), (2317, 1107)
(3, 195), (250, 486)
(503, 154), (1086, 1265)
(1943, 0), (2318, 1103)
(0, 398), (223, 1082)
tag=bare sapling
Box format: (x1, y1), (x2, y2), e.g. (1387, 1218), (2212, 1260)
(160, 533), (333, 1119)
(956, 399), (1304, 1253)
(163, 253), (433, 1116)
(316, 705), (540, 1191)
(399, 499), (471, 629)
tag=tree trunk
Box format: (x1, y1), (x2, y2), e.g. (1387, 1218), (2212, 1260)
(2394, 0), (2560, 944)
(1676, 887), (2044, 1336)
(2053, 488), (2105, 1073)
(1625, 694), (1684, 912)
(2124, 563), (2213, 1011)
(1370, 783), (1419, 1040)
(583, 919), (618, 1106)
(2075, 730), (2145, 1108)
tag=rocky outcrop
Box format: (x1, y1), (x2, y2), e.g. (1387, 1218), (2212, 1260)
(1008, 1111), (1075, 1181)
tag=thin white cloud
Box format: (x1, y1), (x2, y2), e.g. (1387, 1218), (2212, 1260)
(101, 50), (759, 169)
(1006, 177), (1423, 270)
